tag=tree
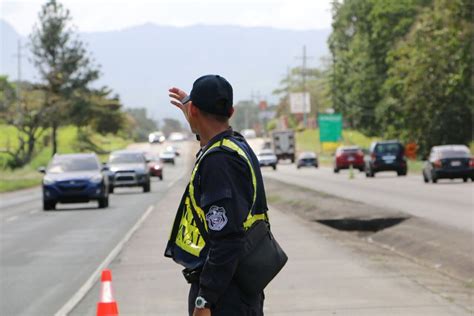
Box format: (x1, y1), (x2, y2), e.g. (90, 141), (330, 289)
(328, 0), (430, 134)
(0, 79), (50, 168)
(380, 0), (473, 156)
(30, 0), (99, 156)
(162, 118), (182, 137)
(125, 108), (158, 141)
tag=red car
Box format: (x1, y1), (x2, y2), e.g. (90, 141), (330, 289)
(144, 153), (163, 180)
(334, 146), (365, 173)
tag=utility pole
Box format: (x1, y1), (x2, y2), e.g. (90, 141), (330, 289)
(296, 45), (313, 128)
(13, 39), (24, 122)
(14, 40), (23, 101)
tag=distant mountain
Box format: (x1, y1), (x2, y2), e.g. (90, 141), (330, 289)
(0, 20), (330, 120)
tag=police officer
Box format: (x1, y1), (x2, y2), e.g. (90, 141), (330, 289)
(165, 75), (269, 316)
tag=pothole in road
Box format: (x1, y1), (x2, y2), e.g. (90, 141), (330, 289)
(316, 217), (408, 235)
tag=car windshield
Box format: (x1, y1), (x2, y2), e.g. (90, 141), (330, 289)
(375, 143), (401, 155)
(439, 149), (470, 159)
(109, 153), (144, 164)
(47, 157), (99, 173)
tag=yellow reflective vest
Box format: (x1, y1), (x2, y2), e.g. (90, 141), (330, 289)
(165, 135), (268, 269)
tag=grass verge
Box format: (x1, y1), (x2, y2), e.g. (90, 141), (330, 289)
(0, 125), (131, 192)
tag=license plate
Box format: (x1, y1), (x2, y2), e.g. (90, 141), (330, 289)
(348, 157), (355, 162)
(451, 161), (461, 167)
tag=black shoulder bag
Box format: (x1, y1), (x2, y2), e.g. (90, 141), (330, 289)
(189, 202), (288, 296)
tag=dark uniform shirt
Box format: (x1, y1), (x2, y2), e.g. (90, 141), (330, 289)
(194, 128), (268, 305)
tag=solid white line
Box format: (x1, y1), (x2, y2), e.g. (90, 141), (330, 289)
(6, 216), (18, 222)
(54, 205), (155, 316)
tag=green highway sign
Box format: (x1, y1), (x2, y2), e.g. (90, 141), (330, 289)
(318, 113), (343, 142)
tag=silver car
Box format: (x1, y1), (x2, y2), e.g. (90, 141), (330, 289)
(107, 150), (151, 193)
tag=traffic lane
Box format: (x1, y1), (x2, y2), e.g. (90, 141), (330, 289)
(262, 164), (474, 233)
(0, 146), (190, 315)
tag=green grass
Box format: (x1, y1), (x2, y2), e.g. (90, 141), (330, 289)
(295, 128), (378, 153)
(0, 125), (131, 192)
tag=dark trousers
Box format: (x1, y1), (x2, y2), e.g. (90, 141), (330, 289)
(188, 281), (264, 316)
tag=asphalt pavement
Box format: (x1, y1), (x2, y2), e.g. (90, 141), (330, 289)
(0, 140), (194, 315)
(1, 138), (472, 315)
(70, 159), (468, 315)
(248, 139), (474, 234)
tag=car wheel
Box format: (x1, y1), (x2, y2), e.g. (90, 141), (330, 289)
(159, 175), (163, 181)
(98, 196), (109, 208)
(272, 165), (277, 171)
(471, 177), (474, 182)
(463, 177), (468, 182)
(334, 168), (339, 173)
(108, 185), (114, 194)
(423, 172), (429, 183)
(358, 168), (364, 172)
(143, 181), (151, 193)
(397, 170), (406, 176)
(432, 177), (438, 183)
(43, 200), (56, 211)
(315, 164), (318, 168)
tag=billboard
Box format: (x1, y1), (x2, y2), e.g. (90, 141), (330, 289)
(289, 92), (310, 114)
(318, 113), (343, 142)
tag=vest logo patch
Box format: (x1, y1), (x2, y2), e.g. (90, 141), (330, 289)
(206, 206), (228, 231)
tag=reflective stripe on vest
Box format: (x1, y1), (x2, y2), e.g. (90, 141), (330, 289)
(174, 137), (266, 258)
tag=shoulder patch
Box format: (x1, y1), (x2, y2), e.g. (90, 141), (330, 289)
(206, 205), (228, 231)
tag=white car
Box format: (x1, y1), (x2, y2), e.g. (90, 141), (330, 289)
(169, 132), (186, 142)
(148, 131), (165, 144)
(257, 150), (278, 170)
(241, 129), (257, 139)
(160, 150), (176, 164)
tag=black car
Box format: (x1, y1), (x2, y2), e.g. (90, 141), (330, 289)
(107, 150), (151, 193)
(423, 145), (474, 183)
(365, 140), (407, 177)
(39, 153), (110, 210)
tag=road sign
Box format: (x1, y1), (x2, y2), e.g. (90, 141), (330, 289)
(289, 93), (310, 114)
(318, 113), (342, 142)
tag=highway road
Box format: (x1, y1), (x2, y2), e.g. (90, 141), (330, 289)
(260, 156), (474, 233)
(0, 141), (194, 315)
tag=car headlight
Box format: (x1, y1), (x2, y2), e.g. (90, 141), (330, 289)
(90, 174), (103, 183)
(43, 176), (55, 185)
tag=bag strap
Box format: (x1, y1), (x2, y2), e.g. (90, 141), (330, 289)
(188, 201), (210, 243)
(168, 184), (190, 244)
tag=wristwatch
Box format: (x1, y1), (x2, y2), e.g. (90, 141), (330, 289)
(195, 296), (210, 309)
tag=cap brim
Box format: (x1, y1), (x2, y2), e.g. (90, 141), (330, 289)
(182, 95), (191, 104)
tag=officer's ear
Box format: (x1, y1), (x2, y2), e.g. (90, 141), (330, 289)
(228, 107), (235, 119)
(189, 102), (199, 118)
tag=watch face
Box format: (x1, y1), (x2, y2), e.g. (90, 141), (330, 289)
(195, 296), (206, 308)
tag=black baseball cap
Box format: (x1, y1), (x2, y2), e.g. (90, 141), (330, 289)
(182, 75), (233, 117)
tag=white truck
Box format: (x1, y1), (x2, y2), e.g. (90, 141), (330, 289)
(272, 130), (296, 163)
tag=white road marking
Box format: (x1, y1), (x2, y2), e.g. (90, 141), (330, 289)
(29, 209), (39, 215)
(6, 216), (19, 222)
(54, 205), (155, 316)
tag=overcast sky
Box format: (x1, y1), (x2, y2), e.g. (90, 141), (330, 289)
(1, 0), (333, 35)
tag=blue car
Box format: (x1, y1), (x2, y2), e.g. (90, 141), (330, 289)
(39, 153), (110, 210)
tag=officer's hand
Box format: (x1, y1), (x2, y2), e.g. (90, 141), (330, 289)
(192, 307), (211, 316)
(168, 87), (190, 121)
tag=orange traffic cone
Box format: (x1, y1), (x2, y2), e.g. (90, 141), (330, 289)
(97, 269), (119, 316)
